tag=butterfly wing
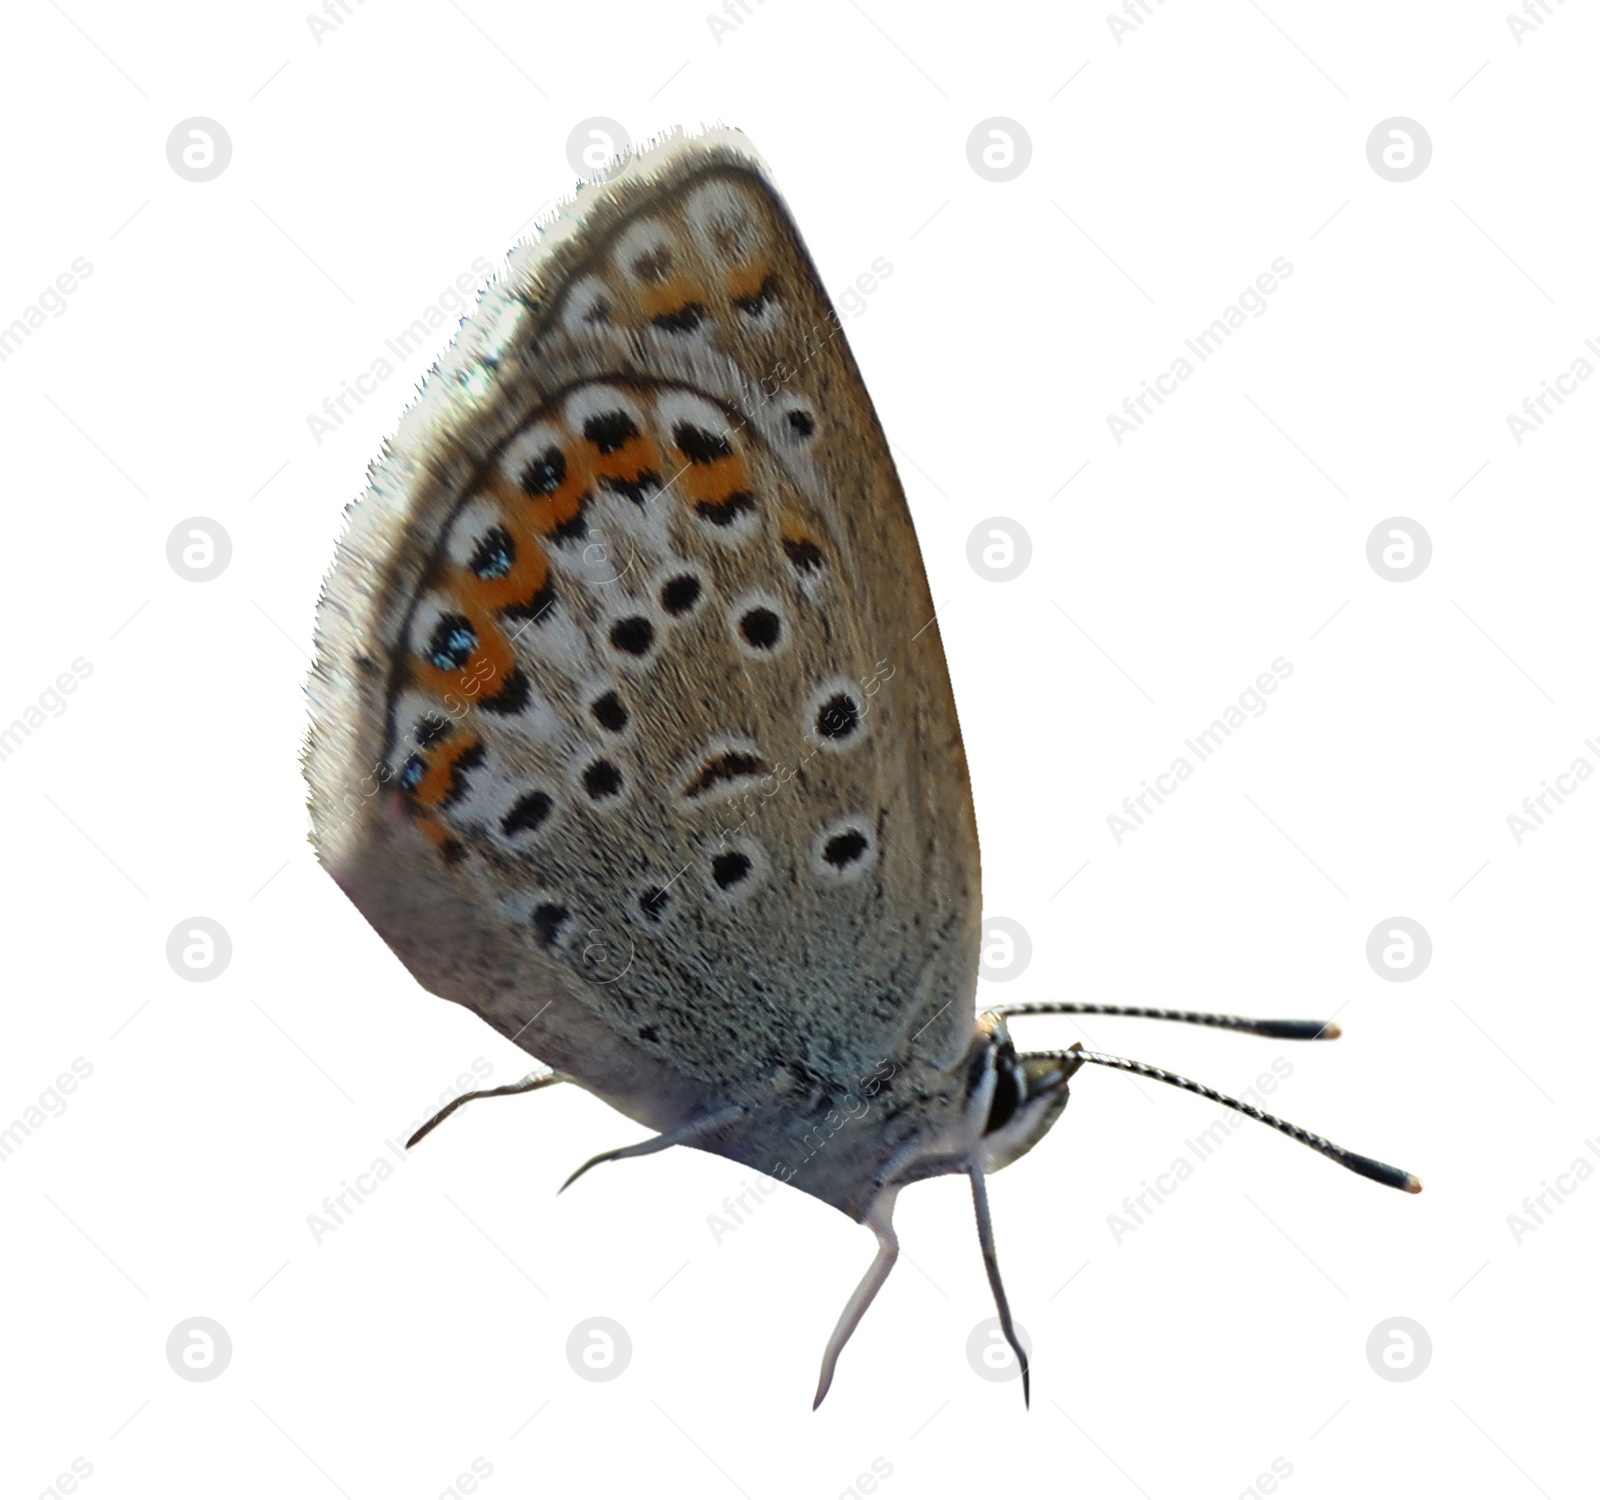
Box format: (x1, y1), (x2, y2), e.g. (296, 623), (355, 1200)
(306, 127), (979, 1129)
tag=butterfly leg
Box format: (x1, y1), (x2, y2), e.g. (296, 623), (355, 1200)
(968, 1163), (1030, 1406)
(406, 1065), (573, 1149)
(812, 1188), (901, 1409)
(558, 1102), (748, 1193)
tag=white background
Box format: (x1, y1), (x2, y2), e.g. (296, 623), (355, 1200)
(2, 1), (1595, 1497)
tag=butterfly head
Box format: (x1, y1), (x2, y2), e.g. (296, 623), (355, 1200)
(962, 1013), (1083, 1174)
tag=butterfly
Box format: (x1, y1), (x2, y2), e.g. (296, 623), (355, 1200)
(304, 125), (1420, 1408)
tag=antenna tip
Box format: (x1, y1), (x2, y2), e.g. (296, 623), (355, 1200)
(1404, 1174), (1423, 1194)
(1321, 1022), (1342, 1040)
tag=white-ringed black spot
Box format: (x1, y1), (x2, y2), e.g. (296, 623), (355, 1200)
(582, 759), (624, 801)
(590, 689), (629, 733)
(501, 789), (554, 837)
(632, 248), (672, 283)
(683, 748), (770, 800)
(531, 902), (570, 947)
(824, 830), (868, 867)
(815, 690), (862, 743)
(660, 573), (702, 616)
(811, 817), (878, 883)
(711, 850), (752, 889)
(609, 614), (655, 657)
(584, 411), (639, 454)
(783, 407), (816, 440)
(638, 886), (673, 922)
(739, 606), (782, 652)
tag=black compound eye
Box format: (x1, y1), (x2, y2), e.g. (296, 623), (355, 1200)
(520, 447), (566, 495)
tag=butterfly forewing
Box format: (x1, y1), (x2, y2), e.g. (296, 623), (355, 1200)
(307, 128), (979, 1120)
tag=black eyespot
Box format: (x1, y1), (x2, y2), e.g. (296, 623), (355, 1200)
(638, 1023), (661, 1043)
(783, 536), (824, 574)
(520, 447), (566, 495)
(583, 411), (639, 454)
(590, 690), (628, 733)
(660, 574), (702, 616)
(783, 408), (815, 439)
(639, 886), (672, 921)
(673, 423), (733, 464)
(711, 850), (752, 890)
(652, 302), (705, 333)
(683, 749), (769, 799)
(501, 790), (553, 837)
(733, 273), (781, 317)
(399, 754), (426, 792)
(531, 902), (569, 947)
(609, 615), (655, 657)
(739, 607), (782, 651)
(469, 525), (515, 579)
(583, 759), (623, 800)
(601, 470), (661, 506)
(815, 692), (860, 741)
(823, 830), (869, 869)
(426, 614), (477, 671)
